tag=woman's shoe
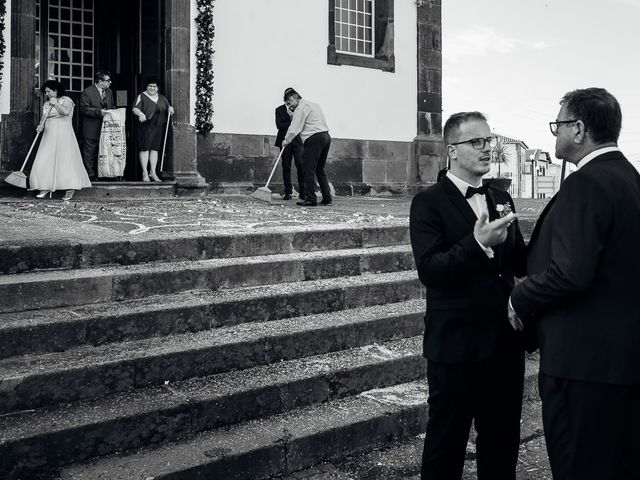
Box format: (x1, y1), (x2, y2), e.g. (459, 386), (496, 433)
(149, 173), (161, 182)
(63, 190), (75, 201)
(35, 190), (49, 199)
(142, 174), (150, 182)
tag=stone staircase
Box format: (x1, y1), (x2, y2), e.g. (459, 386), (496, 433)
(0, 224), (539, 480)
(0, 225), (427, 479)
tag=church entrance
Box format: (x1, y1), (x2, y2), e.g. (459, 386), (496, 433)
(35, 0), (164, 181)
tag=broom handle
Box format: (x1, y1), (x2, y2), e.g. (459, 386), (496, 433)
(159, 110), (172, 172)
(265, 147), (285, 189)
(17, 105), (54, 172)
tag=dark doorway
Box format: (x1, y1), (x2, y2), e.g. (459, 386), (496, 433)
(36, 0), (164, 180)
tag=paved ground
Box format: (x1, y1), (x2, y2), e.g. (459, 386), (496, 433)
(0, 195), (549, 244)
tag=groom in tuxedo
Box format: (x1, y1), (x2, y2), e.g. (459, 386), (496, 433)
(410, 111), (528, 479)
(509, 88), (640, 480)
(79, 70), (115, 180)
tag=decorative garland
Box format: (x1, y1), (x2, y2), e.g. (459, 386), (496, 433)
(195, 0), (215, 134)
(0, 0), (6, 96)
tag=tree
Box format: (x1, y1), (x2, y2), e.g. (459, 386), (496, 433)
(491, 140), (510, 178)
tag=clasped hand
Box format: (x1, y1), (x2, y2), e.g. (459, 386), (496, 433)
(474, 211), (516, 247)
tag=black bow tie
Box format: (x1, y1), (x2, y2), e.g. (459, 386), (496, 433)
(465, 185), (488, 199)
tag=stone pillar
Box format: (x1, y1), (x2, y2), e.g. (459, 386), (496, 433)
(164, 0), (208, 195)
(1, 0), (36, 172)
(412, 0), (444, 186)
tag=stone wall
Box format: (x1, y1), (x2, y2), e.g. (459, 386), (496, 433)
(197, 132), (416, 196)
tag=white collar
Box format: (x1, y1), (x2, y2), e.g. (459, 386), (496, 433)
(577, 146), (620, 169)
(446, 171), (483, 197)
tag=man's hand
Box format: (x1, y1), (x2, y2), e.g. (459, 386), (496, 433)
(282, 139), (289, 148)
(474, 211), (516, 247)
(508, 298), (523, 331)
(168, 106), (175, 115)
(101, 109), (108, 117)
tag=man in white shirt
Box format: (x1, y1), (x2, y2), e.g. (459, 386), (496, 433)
(409, 111), (527, 479)
(282, 90), (332, 206)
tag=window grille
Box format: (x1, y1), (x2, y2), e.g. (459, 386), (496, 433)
(334, 0), (374, 57)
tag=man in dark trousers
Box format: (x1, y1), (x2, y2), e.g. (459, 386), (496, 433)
(509, 88), (640, 480)
(282, 89), (332, 207)
(79, 70), (115, 180)
(275, 88), (305, 200)
(410, 111), (527, 479)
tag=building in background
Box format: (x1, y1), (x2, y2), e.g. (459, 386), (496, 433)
(484, 133), (528, 197)
(0, 0), (445, 196)
(522, 149), (562, 199)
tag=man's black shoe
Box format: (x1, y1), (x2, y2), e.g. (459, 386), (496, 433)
(296, 200), (317, 207)
(282, 194), (292, 200)
(321, 199), (332, 206)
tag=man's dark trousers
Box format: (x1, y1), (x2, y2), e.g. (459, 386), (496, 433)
(302, 131), (331, 204)
(422, 353), (524, 479)
(281, 138), (304, 197)
(539, 373), (640, 480)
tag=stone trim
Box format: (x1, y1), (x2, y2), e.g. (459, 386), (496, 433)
(327, 0), (395, 72)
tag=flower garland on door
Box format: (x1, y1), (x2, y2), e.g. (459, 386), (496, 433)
(195, 0), (215, 134)
(0, 0), (6, 95)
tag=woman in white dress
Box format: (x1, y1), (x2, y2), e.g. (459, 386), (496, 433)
(30, 80), (92, 200)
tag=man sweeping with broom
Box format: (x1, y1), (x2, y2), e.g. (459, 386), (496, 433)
(282, 89), (332, 207)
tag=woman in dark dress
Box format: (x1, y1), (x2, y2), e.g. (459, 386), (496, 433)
(132, 77), (174, 181)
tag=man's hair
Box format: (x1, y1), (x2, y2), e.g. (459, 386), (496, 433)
(284, 89), (301, 102)
(560, 88), (621, 144)
(95, 70), (111, 82)
(443, 111), (487, 145)
(40, 79), (66, 97)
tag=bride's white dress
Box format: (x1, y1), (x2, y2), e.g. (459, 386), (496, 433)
(29, 97), (92, 192)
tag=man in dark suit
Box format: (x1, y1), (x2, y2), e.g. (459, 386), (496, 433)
(509, 88), (640, 480)
(275, 87), (304, 200)
(410, 111), (527, 479)
(79, 70), (115, 180)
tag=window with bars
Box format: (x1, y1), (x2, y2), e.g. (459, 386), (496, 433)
(328, 0), (395, 72)
(335, 0), (374, 57)
(36, 0), (94, 92)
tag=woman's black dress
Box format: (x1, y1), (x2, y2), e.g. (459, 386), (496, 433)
(135, 92), (170, 151)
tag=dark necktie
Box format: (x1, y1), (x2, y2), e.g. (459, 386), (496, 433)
(100, 89), (106, 106)
(465, 185), (488, 199)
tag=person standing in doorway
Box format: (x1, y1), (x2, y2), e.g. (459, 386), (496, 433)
(410, 111), (528, 479)
(282, 89), (332, 207)
(132, 77), (174, 182)
(275, 87), (305, 200)
(79, 70), (115, 180)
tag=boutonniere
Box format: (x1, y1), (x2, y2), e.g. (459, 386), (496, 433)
(496, 203), (512, 218)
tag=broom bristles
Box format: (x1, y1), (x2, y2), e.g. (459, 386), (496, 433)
(250, 186), (273, 203)
(4, 171), (28, 189)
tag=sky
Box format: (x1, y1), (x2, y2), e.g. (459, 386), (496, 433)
(441, 0), (640, 169)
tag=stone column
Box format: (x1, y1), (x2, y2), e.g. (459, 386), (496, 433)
(412, 0), (444, 186)
(164, 0), (208, 195)
(1, 0), (36, 172)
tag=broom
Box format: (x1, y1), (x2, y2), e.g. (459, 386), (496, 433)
(158, 111), (172, 180)
(4, 123), (47, 189)
(250, 147), (285, 203)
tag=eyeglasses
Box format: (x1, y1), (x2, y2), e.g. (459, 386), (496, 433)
(449, 136), (497, 150)
(101, 79), (112, 83)
(549, 120), (578, 136)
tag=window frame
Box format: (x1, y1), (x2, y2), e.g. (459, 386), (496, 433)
(327, 0), (395, 72)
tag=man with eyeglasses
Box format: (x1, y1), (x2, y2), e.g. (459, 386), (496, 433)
(410, 111), (528, 479)
(80, 70), (115, 180)
(509, 88), (640, 480)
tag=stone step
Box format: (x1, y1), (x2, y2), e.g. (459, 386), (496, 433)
(0, 300), (425, 413)
(0, 224), (410, 275)
(274, 396), (544, 480)
(57, 379), (431, 480)
(0, 245), (415, 313)
(0, 338), (427, 479)
(0, 270), (423, 359)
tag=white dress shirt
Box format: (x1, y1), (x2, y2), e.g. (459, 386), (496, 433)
(283, 99), (329, 144)
(577, 146), (620, 169)
(446, 171), (494, 258)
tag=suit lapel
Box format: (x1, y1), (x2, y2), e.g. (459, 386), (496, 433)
(440, 177), (478, 227)
(485, 188), (504, 265)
